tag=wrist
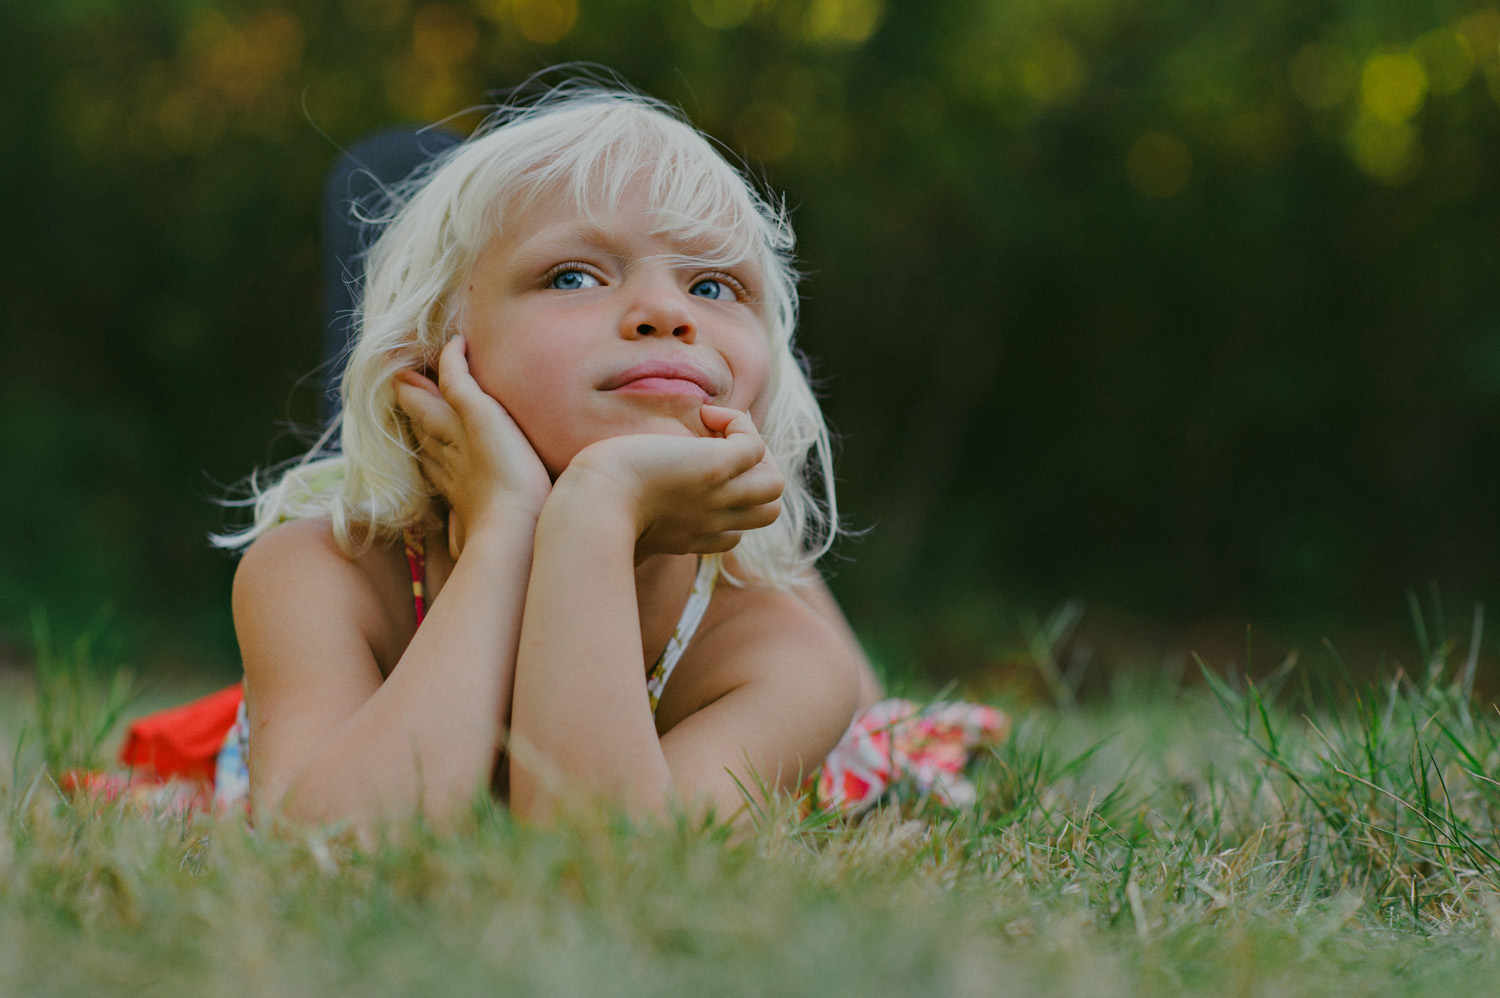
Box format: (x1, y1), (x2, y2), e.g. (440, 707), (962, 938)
(464, 505), (541, 551)
(538, 467), (641, 546)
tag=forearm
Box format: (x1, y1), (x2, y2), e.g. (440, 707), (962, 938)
(276, 521), (534, 825)
(507, 481), (673, 821)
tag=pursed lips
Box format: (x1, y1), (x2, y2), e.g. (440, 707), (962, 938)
(600, 360), (722, 402)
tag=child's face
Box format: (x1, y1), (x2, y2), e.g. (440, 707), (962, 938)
(456, 182), (772, 478)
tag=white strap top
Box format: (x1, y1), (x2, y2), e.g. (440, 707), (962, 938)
(645, 556), (719, 714)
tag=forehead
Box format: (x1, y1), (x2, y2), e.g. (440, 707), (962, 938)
(494, 175), (764, 273)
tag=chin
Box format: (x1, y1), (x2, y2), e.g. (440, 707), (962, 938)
(607, 410), (708, 439)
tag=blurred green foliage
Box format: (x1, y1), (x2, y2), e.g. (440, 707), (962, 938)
(3, 0), (1500, 674)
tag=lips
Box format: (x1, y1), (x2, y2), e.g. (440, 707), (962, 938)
(600, 360), (721, 401)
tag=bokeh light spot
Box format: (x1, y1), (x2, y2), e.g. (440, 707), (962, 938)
(244, 11), (305, 79)
(802, 0), (884, 46)
(691, 0), (757, 30)
(1022, 35), (1088, 106)
(735, 100), (797, 162)
(305, 71), (362, 134)
(1288, 42), (1356, 109)
(882, 81), (945, 138)
(56, 75), (121, 155)
(158, 90), (225, 154)
(171, 8), (303, 131)
(1126, 131), (1192, 198)
(1222, 106), (1293, 167)
(1457, 11), (1500, 67)
(512, 0), (577, 44)
(412, 3), (478, 68)
(342, 0), (411, 31)
(1361, 51), (1427, 122)
(1412, 30), (1474, 96)
(385, 55), (472, 121)
(1346, 114), (1421, 183)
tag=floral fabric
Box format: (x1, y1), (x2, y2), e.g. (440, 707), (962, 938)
(806, 698), (1010, 816)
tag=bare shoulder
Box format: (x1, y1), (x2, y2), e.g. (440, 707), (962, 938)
(233, 519), (420, 810)
(233, 518), (414, 675)
(234, 518), (376, 626)
(658, 573), (861, 732)
(654, 576), (862, 803)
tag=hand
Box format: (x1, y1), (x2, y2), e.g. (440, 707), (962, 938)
(562, 405), (785, 562)
(393, 335), (552, 557)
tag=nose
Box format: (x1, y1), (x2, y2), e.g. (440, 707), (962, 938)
(621, 272), (697, 343)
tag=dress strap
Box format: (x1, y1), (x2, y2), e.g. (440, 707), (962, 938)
(645, 557), (719, 715)
(401, 525), (427, 626)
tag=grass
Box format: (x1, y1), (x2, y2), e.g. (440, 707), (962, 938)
(4, 611), (1500, 995)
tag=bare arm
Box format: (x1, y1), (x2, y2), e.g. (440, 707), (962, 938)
(507, 411), (859, 822)
(241, 336), (551, 828)
(236, 515), (533, 826)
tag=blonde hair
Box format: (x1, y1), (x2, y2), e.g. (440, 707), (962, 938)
(218, 86), (838, 586)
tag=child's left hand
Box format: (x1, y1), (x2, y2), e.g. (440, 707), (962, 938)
(562, 405), (785, 562)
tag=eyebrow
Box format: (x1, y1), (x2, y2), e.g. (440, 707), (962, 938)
(507, 221), (621, 260)
(511, 220), (763, 283)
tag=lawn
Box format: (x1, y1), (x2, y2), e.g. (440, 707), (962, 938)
(3, 623), (1500, 996)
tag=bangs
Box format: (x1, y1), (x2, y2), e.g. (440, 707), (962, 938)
(475, 97), (789, 281)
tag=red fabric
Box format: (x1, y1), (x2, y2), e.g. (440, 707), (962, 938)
(403, 525), (427, 626)
(117, 684), (243, 785)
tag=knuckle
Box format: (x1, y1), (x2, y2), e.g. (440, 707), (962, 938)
(756, 477), (784, 503)
(707, 458), (738, 488)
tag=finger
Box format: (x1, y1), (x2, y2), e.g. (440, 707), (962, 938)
(394, 380), (463, 447)
(685, 433), (764, 488)
(416, 453), (452, 496)
(694, 414), (766, 481)
(716, 463), (785, 508)
(448, 508), (465, 561)
(695, 530), (743, 554)
(394, 368), (441, 398)
(718, 409), (769, 469)
(725, 433), (769, 481)
(709, 496), (782, 533)
(739, 497), (783, 530)
(699, 404), (739, 436)
(435, 334), (495, 419)
(700, 405), (764, 440)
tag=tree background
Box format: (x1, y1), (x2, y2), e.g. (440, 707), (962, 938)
(4, 0), (1500, 683)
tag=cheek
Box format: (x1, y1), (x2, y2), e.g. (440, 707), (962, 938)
(737, 342), (774, 426)
(748, 374), (772, 427)
(467, 350), (581, 474)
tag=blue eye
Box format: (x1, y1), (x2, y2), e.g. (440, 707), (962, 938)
(690, 278), (734, 300)
(550, 269), (600, 290)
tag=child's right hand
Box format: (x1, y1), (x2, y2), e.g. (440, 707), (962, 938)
(393, 335), (552, 554)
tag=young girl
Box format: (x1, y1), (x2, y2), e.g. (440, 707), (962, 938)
(109, 86), (1006, 826)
